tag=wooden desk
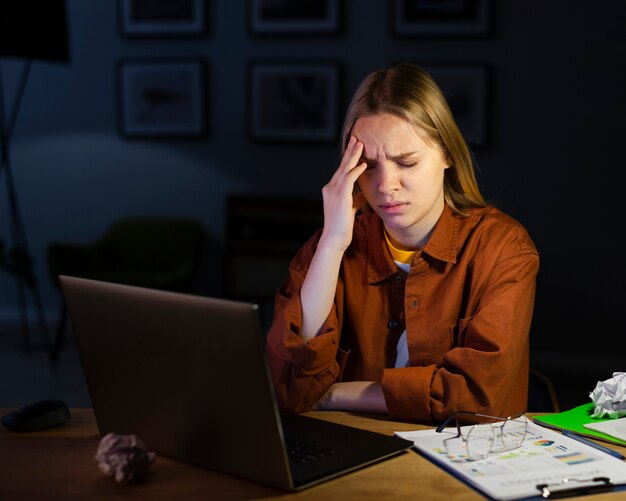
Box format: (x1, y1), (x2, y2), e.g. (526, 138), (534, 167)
(1, 409), (625, 500)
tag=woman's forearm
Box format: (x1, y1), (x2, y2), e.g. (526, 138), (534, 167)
(314, 381), (388, 413)
(299, 243), (345, 341)
(300, 136), (367, 341)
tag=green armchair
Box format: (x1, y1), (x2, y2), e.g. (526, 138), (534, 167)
(47, 216), (203, 367)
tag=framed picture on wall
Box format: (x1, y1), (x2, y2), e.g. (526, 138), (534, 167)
(391, 0), (490, 37)
(248, 61), (341, 143)
(117, 58), (208, 138)
(119, 0), (207, 37)
(422, 64), (489, 147)
(248, 0), (343, 35)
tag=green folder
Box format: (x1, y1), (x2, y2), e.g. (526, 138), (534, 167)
(533, 402), (626, 446)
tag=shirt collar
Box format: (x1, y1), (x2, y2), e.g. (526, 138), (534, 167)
(365, 205), (465, 284)
(366, 214), (398, 284)
(422, 204), (461, 264)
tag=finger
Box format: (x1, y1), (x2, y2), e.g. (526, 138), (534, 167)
(341, 137), (364, 171)
(329, 161), (366, 201)
(336, 137), (363, 174)
(342, 161), (368, 195)
(329, 139), (364, 186)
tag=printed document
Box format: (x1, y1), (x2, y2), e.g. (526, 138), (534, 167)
(584, 419), (626, 442)
(395, 418), (626, 500)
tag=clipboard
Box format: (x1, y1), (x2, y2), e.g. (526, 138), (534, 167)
(395, 418), (626, 500)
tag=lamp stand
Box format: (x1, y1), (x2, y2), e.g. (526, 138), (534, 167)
(0, 61), (50, 351)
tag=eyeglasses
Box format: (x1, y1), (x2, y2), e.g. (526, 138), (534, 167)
(435, 410), (528, 462)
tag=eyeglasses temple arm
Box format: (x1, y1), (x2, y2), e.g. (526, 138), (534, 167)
(436, 410), (492, 433)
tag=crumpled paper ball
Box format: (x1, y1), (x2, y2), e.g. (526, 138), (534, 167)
(94, 432), (155, 483)
(589, 372), (626, 419)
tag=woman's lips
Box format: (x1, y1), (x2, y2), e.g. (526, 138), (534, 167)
(380, 202), (408, 214)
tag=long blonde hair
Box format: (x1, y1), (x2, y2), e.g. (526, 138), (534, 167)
(342, 63), (486, 213)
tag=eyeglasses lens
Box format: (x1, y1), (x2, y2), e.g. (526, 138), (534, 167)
(501, 416), (527, 450)
(466, 425), (494, 459)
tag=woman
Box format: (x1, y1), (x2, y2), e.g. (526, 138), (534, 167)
(266, 63), (539, 424)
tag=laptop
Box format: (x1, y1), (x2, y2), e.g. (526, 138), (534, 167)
(59, 275), (412, 491)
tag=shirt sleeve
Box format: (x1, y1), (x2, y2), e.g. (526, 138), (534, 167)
(265, 233), (346, 412)
(382, 230), (539, 423)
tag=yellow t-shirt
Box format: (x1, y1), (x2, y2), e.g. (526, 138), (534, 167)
(384, 230), (417, 265)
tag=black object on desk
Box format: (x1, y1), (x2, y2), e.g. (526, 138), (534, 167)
(536, 476), (614, 499)
(1, 399), (71, 432)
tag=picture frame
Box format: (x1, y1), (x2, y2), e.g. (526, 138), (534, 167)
(248, 61), (341, 143)
(391, 0), (490, 37)
(248, 0), (342, 36)
(119, 0), (207, 37)
(423, 64), (490, 147)
(117, 58), (208, 139)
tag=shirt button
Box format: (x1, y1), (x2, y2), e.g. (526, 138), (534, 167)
(388, 319), (400, 329)
(394, 275), (404, 283)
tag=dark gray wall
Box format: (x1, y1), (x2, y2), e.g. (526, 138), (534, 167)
(1, 1), (625, 383)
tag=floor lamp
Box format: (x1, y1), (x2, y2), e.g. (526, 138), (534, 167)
(0, 1), (70, 350)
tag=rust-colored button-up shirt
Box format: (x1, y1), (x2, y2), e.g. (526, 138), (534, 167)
(266, 205), (539, 424)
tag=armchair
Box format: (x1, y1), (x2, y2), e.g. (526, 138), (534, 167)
(47, 216), (203, 367)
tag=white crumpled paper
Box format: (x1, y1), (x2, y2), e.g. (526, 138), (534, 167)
(589, 372), (626, 419)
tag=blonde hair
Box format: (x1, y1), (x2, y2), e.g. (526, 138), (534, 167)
(342, 63), (486, 213)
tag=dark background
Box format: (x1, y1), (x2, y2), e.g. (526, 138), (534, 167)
(1, 1), (625, 406)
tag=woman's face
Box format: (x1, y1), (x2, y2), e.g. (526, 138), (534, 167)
(353, 113), (449, 249)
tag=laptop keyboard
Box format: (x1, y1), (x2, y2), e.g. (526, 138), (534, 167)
(286, 438), (337, 465)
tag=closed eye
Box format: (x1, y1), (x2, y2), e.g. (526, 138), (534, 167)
(359, 156), (418, 170)
(390, 151), (421, 168)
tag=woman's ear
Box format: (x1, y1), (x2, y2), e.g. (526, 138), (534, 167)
(444, 149), (453, 168)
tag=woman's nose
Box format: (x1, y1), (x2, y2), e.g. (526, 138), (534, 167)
(377, 163), (400, 194)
